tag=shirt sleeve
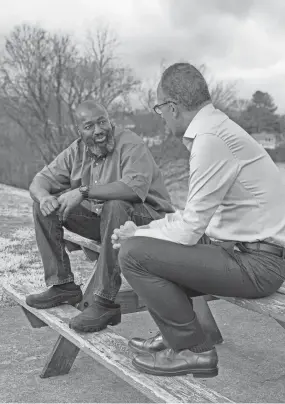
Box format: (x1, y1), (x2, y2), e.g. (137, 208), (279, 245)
(135, 210), (181, 233)
(119, 142), (154, 202)
(35, 147), (72, 194)
(134, 134), (239, 244)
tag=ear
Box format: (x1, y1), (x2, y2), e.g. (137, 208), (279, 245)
(170, 102), (180, 119)
(110, 121), (115, 134)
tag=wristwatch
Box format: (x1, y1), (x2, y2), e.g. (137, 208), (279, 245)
(79, 185), (90, 199)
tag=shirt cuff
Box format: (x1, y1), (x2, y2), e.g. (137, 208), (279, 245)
(134, 227), (174, 242)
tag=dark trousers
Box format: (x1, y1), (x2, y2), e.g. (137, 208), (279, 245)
(118, 235), (285, 350)
(33, 200), (156, 301)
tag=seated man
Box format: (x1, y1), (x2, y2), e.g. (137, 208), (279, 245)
(113, 63), (285, 378)
(26, 100), (174, 333)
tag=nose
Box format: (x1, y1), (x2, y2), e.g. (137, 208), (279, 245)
(93, 124), (102, 135)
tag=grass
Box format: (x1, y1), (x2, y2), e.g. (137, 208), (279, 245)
(0, 184), (95, 307)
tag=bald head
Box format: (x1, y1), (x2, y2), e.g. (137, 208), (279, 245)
(159, 63), (211, 111)
(76, 100), (109, 123)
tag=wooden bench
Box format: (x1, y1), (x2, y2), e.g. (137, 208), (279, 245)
(4, 230), (285, 403)
(3, 229), (230, 403)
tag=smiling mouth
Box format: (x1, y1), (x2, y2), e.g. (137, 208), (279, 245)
(94, 134), (107, 143)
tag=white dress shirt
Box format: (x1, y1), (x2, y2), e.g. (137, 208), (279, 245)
(135, 103), (285, 247)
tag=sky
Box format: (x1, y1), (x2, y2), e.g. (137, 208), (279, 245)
(1, 0), (285, 112)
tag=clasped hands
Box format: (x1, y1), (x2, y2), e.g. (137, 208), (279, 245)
(111, 221), (138, 250)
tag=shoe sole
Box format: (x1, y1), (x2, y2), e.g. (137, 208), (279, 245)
(132, 360), (219, 378)
(26, 294), (82, 310)
(69, 312), (121, 333)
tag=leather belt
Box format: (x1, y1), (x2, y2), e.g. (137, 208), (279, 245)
(239, 242), (284, 258)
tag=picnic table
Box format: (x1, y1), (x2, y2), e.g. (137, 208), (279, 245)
(4, 229), (285, 403)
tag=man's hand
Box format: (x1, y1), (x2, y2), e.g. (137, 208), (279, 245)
(57, 188), (83, 222)
(39, 195), (60, 217)
(111, 221), (138, 250)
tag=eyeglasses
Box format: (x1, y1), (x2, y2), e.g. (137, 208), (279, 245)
(153, 101), (177, 115)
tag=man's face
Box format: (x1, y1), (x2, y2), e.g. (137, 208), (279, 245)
(76, 105), (115, 156)
(156, 85), (186, 139)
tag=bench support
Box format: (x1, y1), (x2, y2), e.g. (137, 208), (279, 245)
(275, 318), (285, 330)
(77, 260), (98, 311)
(40, 335), (80, 378)
(22, 307), (47, 328)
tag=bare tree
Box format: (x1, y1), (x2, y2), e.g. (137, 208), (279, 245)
(84, 25), (140, 110)
(138, 58), (167, 112)
(0, 24), (80, 162)
(0, 23), (140, 163)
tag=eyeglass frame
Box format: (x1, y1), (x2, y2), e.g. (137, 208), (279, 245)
(153, 100), (177, 115)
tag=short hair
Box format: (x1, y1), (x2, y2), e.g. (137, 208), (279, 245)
(160, 63), (211, 111)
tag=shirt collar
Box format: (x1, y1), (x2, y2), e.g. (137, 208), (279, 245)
(183, 103), (228, 141)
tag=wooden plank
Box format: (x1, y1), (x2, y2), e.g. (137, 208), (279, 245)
(274, 318), (285, 330)
(40, 335), (80, 378)
(215, 293), (285, 320)
(63, 229), (101, 254)
(3, 281), (232, 404)
(81, 247), (100, 262)
(22, 307), (47, 328)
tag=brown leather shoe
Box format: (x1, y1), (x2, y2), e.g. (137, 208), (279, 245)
(69, 301), (121, 332)
(128, 332), (166, 354)
(132, 347), (218, 378)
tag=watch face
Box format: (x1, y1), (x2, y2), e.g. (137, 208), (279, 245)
(81, 186), (88, 191)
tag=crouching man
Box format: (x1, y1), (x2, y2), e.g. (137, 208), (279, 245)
(26, 100), (174, 333)
(112, 63), (285, 378)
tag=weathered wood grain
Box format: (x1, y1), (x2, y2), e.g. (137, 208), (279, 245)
(214, 293), (285, 320)
(63, 229), (101, 253)
(3, 281), (232, 403)
(40, 335), (80, 378)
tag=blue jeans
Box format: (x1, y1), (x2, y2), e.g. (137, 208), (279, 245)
(118, 235), (285, 350)
(33, 200), (159, 301)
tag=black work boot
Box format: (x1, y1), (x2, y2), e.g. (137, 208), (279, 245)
(26, 283), (82, 309)
(69, 299), (121, 333)
(128, 332), (167, 354)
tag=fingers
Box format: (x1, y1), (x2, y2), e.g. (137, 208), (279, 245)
(41, 202), (56, 216)
(51, 198), (60, 210)
(113, 228), (121, 236)
(111, 230), (121, 250)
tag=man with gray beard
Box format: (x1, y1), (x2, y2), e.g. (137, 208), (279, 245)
(26, 100), (174, 332)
